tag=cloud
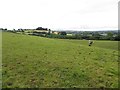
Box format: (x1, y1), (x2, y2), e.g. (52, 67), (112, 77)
(0, 0), (118, 30)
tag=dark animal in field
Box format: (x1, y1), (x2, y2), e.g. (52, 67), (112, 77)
(88, 40), (94, 46)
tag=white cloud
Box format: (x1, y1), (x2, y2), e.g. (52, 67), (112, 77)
(0, 0), (118, 30)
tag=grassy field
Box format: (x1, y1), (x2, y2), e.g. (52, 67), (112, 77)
(62, 39), (119, 51)
(2, 32), (119, 88)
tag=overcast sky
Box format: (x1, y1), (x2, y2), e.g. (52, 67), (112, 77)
(0, 0), (119, 31)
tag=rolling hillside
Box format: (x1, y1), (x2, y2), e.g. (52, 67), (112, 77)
(2, 32), (119, 88)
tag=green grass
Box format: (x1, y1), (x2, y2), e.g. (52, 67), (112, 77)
(2, 32), (119, 88)
(62, 39), (119, 51)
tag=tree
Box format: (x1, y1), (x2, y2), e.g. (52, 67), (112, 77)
(4, 28), (7, 31)
(75, 34), (82, 39)
(92, 32), (101, 40)
(36, 27), (47, 30)
(48, 29), (51, 35)
(107, 32), (113, 40)
(114, 34), (120, 41)
(59, 32), (67, 35)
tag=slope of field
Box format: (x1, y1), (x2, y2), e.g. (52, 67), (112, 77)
(61, 39), (119, 51)
(2, 32), (119, 88)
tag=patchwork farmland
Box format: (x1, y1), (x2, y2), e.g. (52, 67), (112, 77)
(2, 32), (119, 88)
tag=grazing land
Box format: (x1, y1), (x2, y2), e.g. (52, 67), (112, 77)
(2, 32), (119, 88)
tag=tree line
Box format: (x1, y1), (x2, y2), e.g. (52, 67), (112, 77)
(39, 32), (120, 41)
(1, 28), (120, 41)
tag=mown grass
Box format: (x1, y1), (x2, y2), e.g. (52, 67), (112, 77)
(62, 39), (119, 51)
(2, 32), (119, 88)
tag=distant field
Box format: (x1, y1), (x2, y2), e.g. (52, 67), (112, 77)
(62, 39), (119, 51)
(2, 32), (119, 88)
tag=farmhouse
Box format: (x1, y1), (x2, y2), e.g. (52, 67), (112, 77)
(52, 31), (59, 34)
(67, 34), (73, 36)
(100, 33), (107, 36)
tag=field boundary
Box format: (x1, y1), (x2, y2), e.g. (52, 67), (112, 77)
(0, 30), (2, 89)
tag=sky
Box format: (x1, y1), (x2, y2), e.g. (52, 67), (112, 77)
(0, 0), (119, 31)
